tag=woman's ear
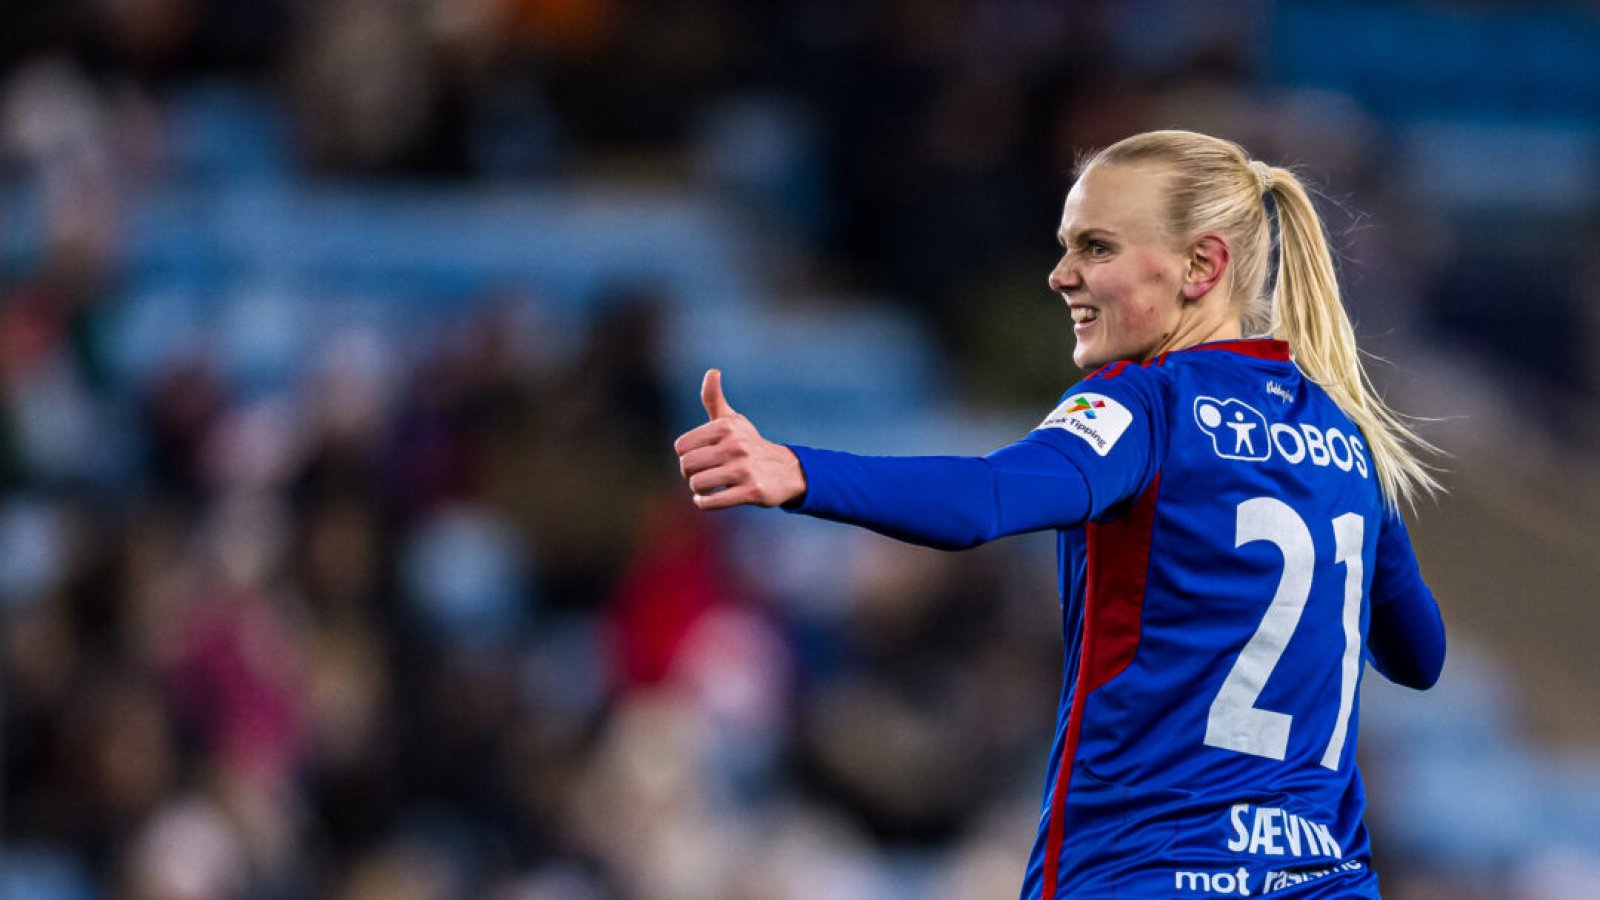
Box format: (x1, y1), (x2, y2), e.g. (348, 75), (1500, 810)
(1182, 233), (1230, 302)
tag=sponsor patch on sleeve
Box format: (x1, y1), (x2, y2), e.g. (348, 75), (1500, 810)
(1038, 392), (1133, 456)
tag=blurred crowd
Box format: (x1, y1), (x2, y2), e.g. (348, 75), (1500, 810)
(3, 1), (1600, 899)
(0, 267), (1062, 898)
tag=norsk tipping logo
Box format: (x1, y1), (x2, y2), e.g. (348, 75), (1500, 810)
(1067, 395), (1107, 419)
(1040, 392), (1132, 457)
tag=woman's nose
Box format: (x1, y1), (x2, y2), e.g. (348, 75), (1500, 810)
(1048, 256), (1077, 292)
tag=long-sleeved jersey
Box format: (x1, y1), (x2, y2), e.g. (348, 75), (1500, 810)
(787, 339), (1444, 899)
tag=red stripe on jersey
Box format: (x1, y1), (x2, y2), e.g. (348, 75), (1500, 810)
(1040, 474), (1162, 899)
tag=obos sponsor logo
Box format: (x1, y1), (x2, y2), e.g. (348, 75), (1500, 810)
(1193, 397), (1270, 461)
(1040, 393), (1132, 457)
(1193, 396), (1368, 479)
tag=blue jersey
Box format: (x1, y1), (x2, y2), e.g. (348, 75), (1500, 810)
(788, 339), (1443, 899)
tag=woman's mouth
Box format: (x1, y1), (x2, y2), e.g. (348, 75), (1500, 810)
(1071, 306), (1099, 324)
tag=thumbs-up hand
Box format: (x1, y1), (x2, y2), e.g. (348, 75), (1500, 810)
(674, 369), (807, 510)
(701, 367), (735, 421)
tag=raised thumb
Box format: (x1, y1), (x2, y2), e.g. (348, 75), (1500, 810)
(701, 368), (735, 420)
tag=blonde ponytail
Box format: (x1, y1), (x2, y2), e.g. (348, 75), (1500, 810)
(1083, 131), (1441, 511)
(1263, 169), (1441, 511)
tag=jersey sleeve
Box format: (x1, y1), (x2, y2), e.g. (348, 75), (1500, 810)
(784, 440), (1091, 550)
(781, 366), (1163, 548)
(1366, 506), (1446, 689)
(1016, 364), (1164, 522)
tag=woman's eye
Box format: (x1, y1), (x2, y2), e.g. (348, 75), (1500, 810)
(1087, 241), (1111, 256)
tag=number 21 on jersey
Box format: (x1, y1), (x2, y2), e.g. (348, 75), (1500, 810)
(1204, 497), (1364, 770)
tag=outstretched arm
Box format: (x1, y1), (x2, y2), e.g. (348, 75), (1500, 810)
(780, 442), (1091, 550)
(673, 370), (1092, 550)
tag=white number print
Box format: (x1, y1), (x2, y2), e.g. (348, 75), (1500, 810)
(1322, 513), (1365, 769)
(1204, 498), (1365, 770)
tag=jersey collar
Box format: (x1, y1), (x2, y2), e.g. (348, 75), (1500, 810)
(1181, 338), (1291, 362)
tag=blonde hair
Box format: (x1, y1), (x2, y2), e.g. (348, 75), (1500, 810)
(1079, 130), (1440, 510)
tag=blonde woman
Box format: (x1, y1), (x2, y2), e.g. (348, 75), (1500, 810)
(675, 130), (1445, 899)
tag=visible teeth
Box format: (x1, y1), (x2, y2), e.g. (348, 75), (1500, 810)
(1071, 307), (1098, 323)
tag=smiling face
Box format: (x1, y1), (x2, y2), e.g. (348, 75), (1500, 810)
(1048, 162), (1234, 370)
